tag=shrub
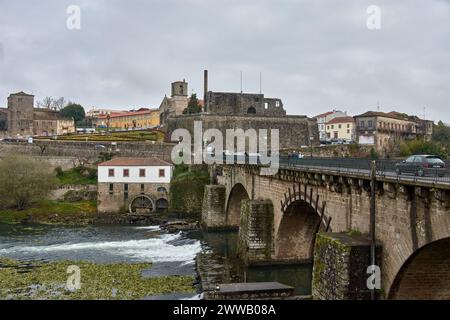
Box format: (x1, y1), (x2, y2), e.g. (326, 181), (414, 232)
(0, 155), (57, 210)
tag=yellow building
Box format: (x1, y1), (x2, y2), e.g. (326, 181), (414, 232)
(326, 116), (355, 141)
(94, 108), (160, 130)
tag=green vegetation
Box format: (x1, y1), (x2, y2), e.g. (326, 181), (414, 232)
(55, 130), (165, 142)
(400, 139), (448, 159)
(0, 155), (57, 210)
(400, 122), (450, 159)
(60, 103), (85, 123)
(170, 165), (210, 214)
(0, 258), (195, 300)
(0, 200), (97, 225)
(98, 151), (117, 163)
(433, 121), (450, 144)
(182, 93), (202, 114)
(347, 229), (362, 236)
(56, 166), (97, 185)
(369, 147), (378, 160)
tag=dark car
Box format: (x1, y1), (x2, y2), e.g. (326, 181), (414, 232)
(395, 155), (446, 177)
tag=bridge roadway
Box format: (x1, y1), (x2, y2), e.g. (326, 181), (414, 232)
(234, 156), (450, 189)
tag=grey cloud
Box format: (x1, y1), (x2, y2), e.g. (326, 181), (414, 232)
(0, 0), (449, 122)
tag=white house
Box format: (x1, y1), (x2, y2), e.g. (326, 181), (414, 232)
(97, 157), (173, 214)
(314, 110), (348, 141)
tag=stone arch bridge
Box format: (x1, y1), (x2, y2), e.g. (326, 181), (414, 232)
(201, 161), (450, 300)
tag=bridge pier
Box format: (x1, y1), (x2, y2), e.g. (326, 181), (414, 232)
(237, 199), (274, 265)
(201, 185), (229, 230)
(312, 233), (382, 300)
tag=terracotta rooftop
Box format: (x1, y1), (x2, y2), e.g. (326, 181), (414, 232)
(327, 116), (355, 124)
(98, 157), (172, 167)
(10, 91), (34, 97)
(314, 111), (334, 119)
(97, 109), (157, 119)
(354, 111), (417, 121)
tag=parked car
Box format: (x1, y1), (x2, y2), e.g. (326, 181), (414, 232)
(94, 144), (107, 150)
(395, 155), (446, 177)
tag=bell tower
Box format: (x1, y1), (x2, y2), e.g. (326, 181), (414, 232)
(171, 80), (188, 97)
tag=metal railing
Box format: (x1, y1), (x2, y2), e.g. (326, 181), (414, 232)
(279, 156), (450, 184)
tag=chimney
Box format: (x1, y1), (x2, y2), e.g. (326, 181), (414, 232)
(204, 70), (208, 96)
(204, 69), (208, 112)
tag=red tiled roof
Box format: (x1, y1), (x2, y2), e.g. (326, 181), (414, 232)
(354, 111), (412, 121)
(98, 109), (157, 119)
(314, 111), (334, 118)
(98, 157), (172, 167)
(327, 116), (355, 124)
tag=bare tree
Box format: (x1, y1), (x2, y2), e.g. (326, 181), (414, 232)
(36, 96), (54, 109)
(53, 97), (66, 110)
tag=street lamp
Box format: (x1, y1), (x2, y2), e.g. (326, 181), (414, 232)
(310, 136), (314, 158)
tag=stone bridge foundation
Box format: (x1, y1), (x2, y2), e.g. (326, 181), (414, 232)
(201, 185), (228, 230)
(312, 233), (382, 300)
(237, 200), (274, 265)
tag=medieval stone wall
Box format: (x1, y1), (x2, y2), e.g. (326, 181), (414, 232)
(204, 92), (286, 117)
(168, 113), (319, 149)
(0, 140), (175, 162)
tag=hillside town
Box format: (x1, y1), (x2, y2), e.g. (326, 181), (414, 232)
(1, 1), (450, 307)
(0, 73), (437, 158)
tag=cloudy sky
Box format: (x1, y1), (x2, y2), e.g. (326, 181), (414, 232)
(0, 0), (449, 122)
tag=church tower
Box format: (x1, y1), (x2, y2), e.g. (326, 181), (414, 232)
(171, 80), (188, 97)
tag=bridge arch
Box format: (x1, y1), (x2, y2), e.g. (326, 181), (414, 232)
(274, 183), (330, 263)
(275, 200), (322, 262)
(226, 183), (250, 228)
(389, 237), (450, 300)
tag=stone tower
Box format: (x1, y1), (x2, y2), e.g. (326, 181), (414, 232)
(7, 91), (34, 136)
(171, 80), (188, 97)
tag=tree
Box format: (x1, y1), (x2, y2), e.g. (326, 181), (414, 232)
(433, 121), (450, 144)
(36, 96), (54, 109)
(0, 155), (57, 210)
(182, 93), (202, 114)
(53, 97), (66, 110)
(60, 103), (86, 124)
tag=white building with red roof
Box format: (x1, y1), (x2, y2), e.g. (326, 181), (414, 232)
(97, 157), (173, 214)
(313, 109), (348, 141)
(325, 116), (356, 141)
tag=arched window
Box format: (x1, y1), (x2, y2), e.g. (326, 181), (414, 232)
(247, 107), (256, 114)
(157, 187), (167, 193)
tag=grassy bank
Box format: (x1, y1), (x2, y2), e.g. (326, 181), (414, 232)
(56, 167), (97, 185)
(0, 200), (97, 225)
(0, 258), (195, 300)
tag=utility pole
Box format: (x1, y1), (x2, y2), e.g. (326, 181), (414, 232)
(370, 160), (377, 300)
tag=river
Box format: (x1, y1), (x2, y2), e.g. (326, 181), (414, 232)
(0, 223), (312, 299)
